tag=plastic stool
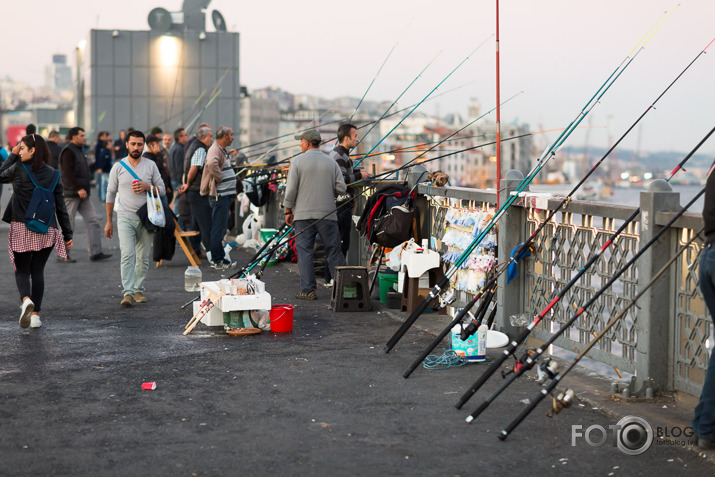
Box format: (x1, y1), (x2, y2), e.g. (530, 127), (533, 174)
(401, 265), (446, 315)
(331, 266), (371, 312)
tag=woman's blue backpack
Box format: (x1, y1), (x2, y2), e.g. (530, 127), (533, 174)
(21, 163), (61, 234)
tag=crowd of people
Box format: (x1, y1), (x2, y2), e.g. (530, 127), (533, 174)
(0, 121), (249, 323)
(0, 121), (368, 321)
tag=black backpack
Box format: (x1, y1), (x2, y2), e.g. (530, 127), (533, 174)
(357, 184), (416, 247)
(21, 163), (60, 234)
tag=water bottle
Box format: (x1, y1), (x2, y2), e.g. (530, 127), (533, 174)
(474, 324), (488, 362)
(184, 266), (202, 292)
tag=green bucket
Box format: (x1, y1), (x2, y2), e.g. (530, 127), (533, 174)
(379, 272), (399, 303)
(260, 228), (279, 243)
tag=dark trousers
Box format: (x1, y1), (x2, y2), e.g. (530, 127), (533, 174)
(295, 219), (346, 293)
(325, 205), (352, 282)
(14, 247), (53, 312)
(694, 244), (715, 440)
(187, 190), (212, 253)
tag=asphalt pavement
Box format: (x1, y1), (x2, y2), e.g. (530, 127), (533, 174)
(0, 189), (714, 476)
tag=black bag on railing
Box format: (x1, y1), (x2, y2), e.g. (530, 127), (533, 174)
(372, 205), (415, 248)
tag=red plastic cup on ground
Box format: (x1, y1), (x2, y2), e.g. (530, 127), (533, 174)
(142, 382), (156, 390)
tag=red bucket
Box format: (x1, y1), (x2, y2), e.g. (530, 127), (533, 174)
(269, 304), (294, 332)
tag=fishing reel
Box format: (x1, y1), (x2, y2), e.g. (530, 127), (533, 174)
(548, 389), (575, 417)
(439, 289), (456, 309)
(502, 349), (536, 378)
(536, 359), (559, 384)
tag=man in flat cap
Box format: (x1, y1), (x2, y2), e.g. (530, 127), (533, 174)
(283, 130), (347, 300)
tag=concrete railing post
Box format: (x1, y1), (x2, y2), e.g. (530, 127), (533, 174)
(635, 179), (680, 394)
(496, 170), (528, 338)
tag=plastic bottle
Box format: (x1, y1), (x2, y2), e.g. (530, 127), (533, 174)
(474, 324), (488, 362)
(184, 265), (202, 292)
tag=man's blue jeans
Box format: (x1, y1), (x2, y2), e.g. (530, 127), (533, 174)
(294, 219), (346, 293)
(694, 243), (715, 440)
(209, 195), (232, 262)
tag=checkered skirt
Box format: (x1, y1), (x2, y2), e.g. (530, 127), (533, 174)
(8, 221), (68, 270)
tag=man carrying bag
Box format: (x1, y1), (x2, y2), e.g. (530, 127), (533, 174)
(104, 130), (166, 307)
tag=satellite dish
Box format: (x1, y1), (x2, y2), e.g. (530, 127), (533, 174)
(148, 7), (172, 32)
(212, 10), (227, 32)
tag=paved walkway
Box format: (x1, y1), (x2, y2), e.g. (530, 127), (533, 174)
(0, 191), (714, 476)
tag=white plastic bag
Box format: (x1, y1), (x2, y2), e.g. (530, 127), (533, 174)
(147, 187), (166, 227)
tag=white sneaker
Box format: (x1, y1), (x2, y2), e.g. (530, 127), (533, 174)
(30, 314), (42, 329)
(323, 279), (334, 289)
(19, 298), (34, 328)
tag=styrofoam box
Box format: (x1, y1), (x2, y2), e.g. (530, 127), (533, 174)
(200, 281), (272, 311)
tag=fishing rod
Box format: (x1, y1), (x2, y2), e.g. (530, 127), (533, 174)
(353, 36), (493, 169)
(455, 125), (715, 410)
(185, 88), (222, 134)
(183, 66), (232, 132)
(383, 14), (662, 354)
(356, 51), (443, 146)
(349, 21), (410, 123)
(499, 226), (705, 440)
(403, 36), (712, 378)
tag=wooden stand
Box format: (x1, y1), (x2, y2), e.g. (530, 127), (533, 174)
(184, 290), (225, 335)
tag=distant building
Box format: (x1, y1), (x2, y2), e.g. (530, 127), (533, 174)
(82, 2), (240, 136)
(239, 88), (280, 151)
(45, 55), (73, 91)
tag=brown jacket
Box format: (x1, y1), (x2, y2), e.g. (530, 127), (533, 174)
(200, 142), (226, 197)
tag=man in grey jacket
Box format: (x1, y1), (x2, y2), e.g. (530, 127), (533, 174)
(284, 130), (347, 300)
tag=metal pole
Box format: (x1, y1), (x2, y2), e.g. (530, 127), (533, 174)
(495, 0), (501, 207)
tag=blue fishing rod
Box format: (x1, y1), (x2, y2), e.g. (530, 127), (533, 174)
(353, 35), (494, 169)
(383, 8), (673, 354)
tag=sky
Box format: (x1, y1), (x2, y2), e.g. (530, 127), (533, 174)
(1, 0), (714, 155)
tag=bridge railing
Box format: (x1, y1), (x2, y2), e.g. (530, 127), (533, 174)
(262, 176), (711, 398)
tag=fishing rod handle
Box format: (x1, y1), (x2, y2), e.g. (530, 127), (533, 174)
(384, 275), (450, 353)
(499, 380), (556, 441)
(404, 316), (464, 378)
(455, 350), (509, 409)
(384, 297), (432, 354)
(455, 324), (532, 408)
(467, 356), (530, 422)
(466, 400), (490, 423)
